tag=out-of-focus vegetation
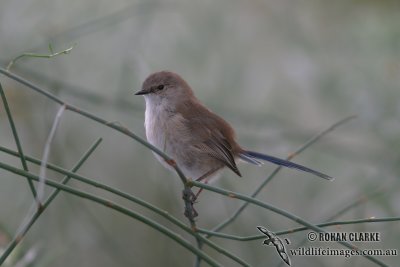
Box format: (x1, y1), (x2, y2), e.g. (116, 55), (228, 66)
(0, 1), (399, 266)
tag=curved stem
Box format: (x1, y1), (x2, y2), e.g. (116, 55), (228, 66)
(0, 161), (221, 267)
(0, 82), (37, 198)
(191, 181), (389, 267)
(209, 115), (356, 235)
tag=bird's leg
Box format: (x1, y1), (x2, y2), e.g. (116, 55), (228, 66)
(196, 168), (219, 182)
(194, 179), (208, 200)
(182, 168), (219, 220)
(181, 177), (207, 220)
(192, 168), (218, 201)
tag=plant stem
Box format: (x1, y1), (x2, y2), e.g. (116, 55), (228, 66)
(0, 82), (37, 199)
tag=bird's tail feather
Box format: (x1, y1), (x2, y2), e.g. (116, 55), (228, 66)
(240, 150), (333, 181)
(239, 153), (263, 166)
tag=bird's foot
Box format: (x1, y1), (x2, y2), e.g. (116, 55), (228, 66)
(182, 187), (198, 220)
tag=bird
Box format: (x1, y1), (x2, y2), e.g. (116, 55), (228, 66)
(135, 71), (332, 184)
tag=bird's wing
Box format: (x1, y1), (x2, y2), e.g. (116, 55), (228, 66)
(179, 101), (241, 176)
(202, 130), (241, 176)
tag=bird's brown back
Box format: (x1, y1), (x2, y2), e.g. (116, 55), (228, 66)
(176, 97), (242, 176)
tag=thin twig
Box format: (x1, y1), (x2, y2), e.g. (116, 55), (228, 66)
(0, 64), (140, 112)
(0, 69), (187, 183)
(0, 138), (102, 265)
(209, 115), (356, 235)
(0, 82), (37, 198)
(0, 161), (224, 267)
(37, 105), (66, 203)
(274, 185), (390, 267)
(6, 44), (74, 71)
(0, 145), (186, 225)
(326, 187), (387, 222)
(194, 238), (204, 267)
(0, 69), (199, 224)
(190, 181), (389, 267)
(0, 145), (249, 266)
(0, 69), (199, 251)
(197, 217), (400, 241)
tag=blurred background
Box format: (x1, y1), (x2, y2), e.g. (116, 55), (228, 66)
(0, 0), (399, 266)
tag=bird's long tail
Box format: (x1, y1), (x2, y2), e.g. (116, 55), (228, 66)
(239, 150), (333, 180)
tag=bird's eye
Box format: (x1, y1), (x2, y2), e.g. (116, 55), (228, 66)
(157, 84), (165, 90)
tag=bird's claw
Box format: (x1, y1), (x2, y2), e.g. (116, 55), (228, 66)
(182, 188), (198, 220)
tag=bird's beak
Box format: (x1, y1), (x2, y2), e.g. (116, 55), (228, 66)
(134, 89), (148, 95)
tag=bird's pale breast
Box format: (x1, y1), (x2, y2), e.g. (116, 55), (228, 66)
(144, 97), (223, 180)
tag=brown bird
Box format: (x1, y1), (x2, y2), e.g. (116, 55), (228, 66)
(135, 71), (332, 183)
